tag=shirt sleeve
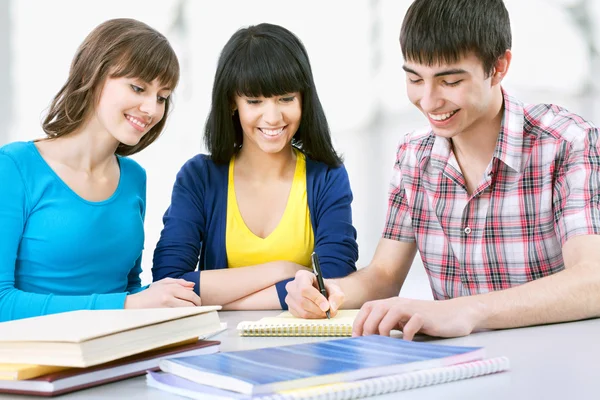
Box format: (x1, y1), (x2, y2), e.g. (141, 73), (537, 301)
(152, 158), (204, 295)
(553, 127), (600, 244)
(275, 164), (359, 309)
(0, 153), (127, 322)
(382, 136), (416, 242)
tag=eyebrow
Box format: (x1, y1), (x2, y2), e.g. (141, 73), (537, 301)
(402, 66), (468, 78)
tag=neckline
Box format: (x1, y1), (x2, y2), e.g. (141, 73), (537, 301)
(229, 149), (304, 240)
(29, 141), (123, 206)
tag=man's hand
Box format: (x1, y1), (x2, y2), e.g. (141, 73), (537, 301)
(352, 297), (486, 340)
(285, 270), (345, 318)
(125, 278), (202, 309)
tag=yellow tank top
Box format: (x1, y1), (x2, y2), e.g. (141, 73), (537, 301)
(226, 149), (314, 268)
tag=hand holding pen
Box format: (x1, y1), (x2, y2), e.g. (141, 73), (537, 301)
(311, 252), (330, 319)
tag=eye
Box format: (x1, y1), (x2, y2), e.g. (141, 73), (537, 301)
(130, 85), (144, 93)
(246, 99), (261, 105)
(443, 80), (463, 87)
(280, 96), (296, 103)
(408, 78), (423, 84)
(157, 95), (168, 104)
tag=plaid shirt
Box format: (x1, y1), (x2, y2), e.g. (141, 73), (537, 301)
(383, 90), (600, 300)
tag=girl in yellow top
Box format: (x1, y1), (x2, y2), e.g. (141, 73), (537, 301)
(153, 23), (358, 311)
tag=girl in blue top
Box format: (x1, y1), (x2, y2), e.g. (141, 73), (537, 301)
(0, 18), (201, 322)
(153, 23), (359, 310)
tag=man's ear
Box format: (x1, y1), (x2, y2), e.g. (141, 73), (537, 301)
(491, 49), (512, 86)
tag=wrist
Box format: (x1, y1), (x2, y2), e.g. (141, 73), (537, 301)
(456, 295), (490, 332)
(124, 293), (140, 309)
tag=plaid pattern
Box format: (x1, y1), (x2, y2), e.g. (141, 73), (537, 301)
(384, 90), (600, 300)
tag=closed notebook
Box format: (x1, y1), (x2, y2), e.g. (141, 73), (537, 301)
(148, 356), (509, 399)
(0, 364), (68, 381)
(0, 306), (221, 367)
(0, 336), (202, 381)
(0, 339), (220, 397)
(237, 310), (359, 337)
(159, 334), (487, 395)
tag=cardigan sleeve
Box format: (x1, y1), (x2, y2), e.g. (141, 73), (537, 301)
(152, 156), (205, 295)
(275, 163), (359, 308)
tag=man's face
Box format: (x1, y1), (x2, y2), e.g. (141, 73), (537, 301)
(403, 53), (499, 139)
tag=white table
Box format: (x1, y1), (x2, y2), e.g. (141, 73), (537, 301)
(3, 310), (599, 399)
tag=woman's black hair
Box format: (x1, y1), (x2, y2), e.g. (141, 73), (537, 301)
(204, 23), (342, 166)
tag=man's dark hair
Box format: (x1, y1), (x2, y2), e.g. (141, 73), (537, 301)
(400, 0), (512, 77)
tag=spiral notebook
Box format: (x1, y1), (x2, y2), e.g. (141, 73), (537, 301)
(158, 335), (491, 395)
(237, 310), (359, 337)
(148, 357), (509, 399)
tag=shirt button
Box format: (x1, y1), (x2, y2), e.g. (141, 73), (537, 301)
(464, 227), (472, 234)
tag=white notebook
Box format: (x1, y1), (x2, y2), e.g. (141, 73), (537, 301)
(147, 356), (510, 399)
(237, 310), (359, 337)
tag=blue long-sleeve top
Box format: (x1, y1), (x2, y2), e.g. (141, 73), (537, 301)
(152, 153), (359, 308)
(0, 141), (147, 321)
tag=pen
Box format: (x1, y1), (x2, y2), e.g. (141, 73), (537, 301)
(311, 252), (330, 319)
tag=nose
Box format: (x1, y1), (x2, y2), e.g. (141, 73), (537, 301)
(263, 101), (283, 125)
(139, 94), (159, 120)
(419, 83), (443, 113)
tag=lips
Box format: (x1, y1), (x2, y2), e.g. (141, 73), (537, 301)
(125, 114), (149, 132)
(429, 110), (459, 121)
(427, 109), (460, 127)
(259, 126), (286, 137)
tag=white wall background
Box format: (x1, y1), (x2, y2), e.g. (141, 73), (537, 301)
(2, 0), (599, 300)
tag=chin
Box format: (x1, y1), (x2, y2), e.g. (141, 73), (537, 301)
(258, 143), (289, 155)
(116, 133), (145, 147)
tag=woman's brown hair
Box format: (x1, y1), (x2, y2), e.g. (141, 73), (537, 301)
(42, 18), (180, 156)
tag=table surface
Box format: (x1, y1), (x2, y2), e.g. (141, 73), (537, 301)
(3, 310), (599, 399)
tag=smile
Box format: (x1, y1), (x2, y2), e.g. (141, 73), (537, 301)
(428, 110), (459, 121)
(259, 126), (286, 137)
(125, 114), (149, 131)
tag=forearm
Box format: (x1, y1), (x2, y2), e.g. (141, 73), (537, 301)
(336, 264), (404, 309)
(221, 286), (281, 310)
(200, 262), (303, 305)
(0, 288), (126, 322)
(463, 262), (600, 330)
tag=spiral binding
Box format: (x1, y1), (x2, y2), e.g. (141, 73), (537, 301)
(259, 356), (510, 400)
(238, 323), (353, 337)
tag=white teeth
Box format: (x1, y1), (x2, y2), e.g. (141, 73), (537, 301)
(260, 127), (284, 136)
(126, 115), (147, 128)
(429, 110), (458, 121)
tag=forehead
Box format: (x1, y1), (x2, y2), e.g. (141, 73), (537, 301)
(403, 52), (484, 76)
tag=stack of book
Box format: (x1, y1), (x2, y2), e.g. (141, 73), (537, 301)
(147, 335), (509, 399)
(0, 306), (224, 396)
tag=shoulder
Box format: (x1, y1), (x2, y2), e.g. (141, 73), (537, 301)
(394, 126), (436, 166)
(177, 153), (228, 178)
(118, 156), (147, 181)
(173, 154), (229, 194)
(523, 102), (597, 144)
(0, 141), (40, 180)
(305, 154), (349, 184)
(0, 141), (35, 163)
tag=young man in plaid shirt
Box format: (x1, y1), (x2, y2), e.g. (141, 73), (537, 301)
(285, 0), (600, 340)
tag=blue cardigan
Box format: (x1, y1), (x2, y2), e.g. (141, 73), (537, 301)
(152, 154), (359, 308)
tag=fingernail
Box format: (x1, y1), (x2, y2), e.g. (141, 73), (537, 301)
(319, 302), (329, 311)
(330, 301), (337, 311)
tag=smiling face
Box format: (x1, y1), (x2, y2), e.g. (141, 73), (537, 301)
(92, 76), (172, 147)
(403, 52), (506, 139)
(233, 92), (302, 156)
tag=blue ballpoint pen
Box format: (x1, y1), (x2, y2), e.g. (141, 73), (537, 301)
(311, 252), (331, 319)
